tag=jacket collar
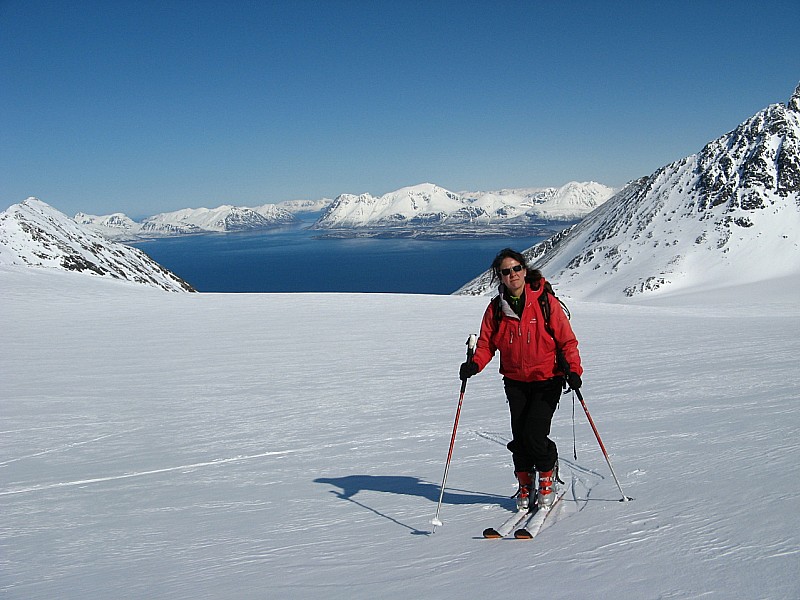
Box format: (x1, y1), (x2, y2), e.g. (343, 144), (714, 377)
(497, 280), (546, 320)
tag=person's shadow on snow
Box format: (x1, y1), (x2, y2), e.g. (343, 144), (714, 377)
(314, 475), (511, 534)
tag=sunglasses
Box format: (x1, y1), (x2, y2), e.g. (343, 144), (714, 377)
(499, 264), (524, 276)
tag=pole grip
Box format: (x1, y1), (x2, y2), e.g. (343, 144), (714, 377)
(466, 333), (477, 356)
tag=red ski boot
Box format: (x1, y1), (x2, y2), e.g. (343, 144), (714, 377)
(515, 471), (533, 510)
(537, 469), (555, 509)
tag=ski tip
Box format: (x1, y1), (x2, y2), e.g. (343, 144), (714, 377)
(482, 528), (502, 539)
(514, 529), (533, 539)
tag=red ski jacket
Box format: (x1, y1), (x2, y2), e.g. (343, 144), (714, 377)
(471, 281), (582, 382)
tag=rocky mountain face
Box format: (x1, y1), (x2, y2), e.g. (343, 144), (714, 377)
(457, 84), (800, 300)
(1, 198), (195, 292)
(312, 182), (615, 234)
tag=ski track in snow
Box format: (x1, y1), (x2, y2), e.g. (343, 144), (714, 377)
(1, 268), (799, 599)
(0, 450), (296, 496)
(0, 431), (131, 466)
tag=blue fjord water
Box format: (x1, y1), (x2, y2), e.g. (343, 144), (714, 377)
(131, 220), (551, 295)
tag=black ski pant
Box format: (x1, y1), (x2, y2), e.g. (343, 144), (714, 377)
(504, 377), (561, 473)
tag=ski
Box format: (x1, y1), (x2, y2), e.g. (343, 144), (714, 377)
(513, 489), (566, 539)
(482, 508), (533, 539)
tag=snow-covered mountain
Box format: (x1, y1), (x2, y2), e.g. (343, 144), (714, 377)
(142, 203), (296, 235)
(464, 181), (615, 221)
(77, 203), (297, 240)
(312, 182), (615, 232)
(314, 183), (465, 228)
(276, 198), (333, 213)
(73, 211), (141, 238)
(457, 84), (800, 300)
(69, 183), (610, 242)
(1, 198), (195, 292)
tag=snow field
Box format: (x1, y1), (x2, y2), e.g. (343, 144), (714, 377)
(1, 267), (799, 599)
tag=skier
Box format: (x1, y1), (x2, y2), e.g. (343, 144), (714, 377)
(459, 248), (583, 510)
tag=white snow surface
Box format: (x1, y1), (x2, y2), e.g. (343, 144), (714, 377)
(2, 267), (798, 599)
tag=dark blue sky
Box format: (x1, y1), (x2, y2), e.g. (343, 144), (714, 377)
(2, 0), (798, 217)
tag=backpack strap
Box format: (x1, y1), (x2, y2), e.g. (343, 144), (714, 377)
(491, 294), (502, 328)
(491, 283), (569, 334)
(538, 290), (552, 329)
(539, 288), (571, 377)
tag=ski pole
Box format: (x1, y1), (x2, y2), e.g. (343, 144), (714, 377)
(431, 334), (477, 532)
(575, 388), (631, 502)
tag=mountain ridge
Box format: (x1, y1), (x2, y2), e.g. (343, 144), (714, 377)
(313, 181), (615, 231)
(0, 198), (195, 292)
(76, 202), (298, 240)
(456, 84), (800, 300)
(64, 181), (614, 241)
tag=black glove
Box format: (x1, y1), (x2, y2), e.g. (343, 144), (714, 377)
(567, 372), (582, 390)
(459, 361), (479, 381)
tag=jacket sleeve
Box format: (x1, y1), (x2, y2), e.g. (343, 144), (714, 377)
(549, 298), (583, 376)
(471, 301), (498, 372)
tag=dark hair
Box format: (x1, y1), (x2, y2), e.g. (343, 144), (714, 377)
(490, 247), (543, 288)
(490, 248), (526, 281)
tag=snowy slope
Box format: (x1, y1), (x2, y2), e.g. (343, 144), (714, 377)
(1, 267), (798, 599)
(0, 198), (194, 292)
(457, 84), (800, 301)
